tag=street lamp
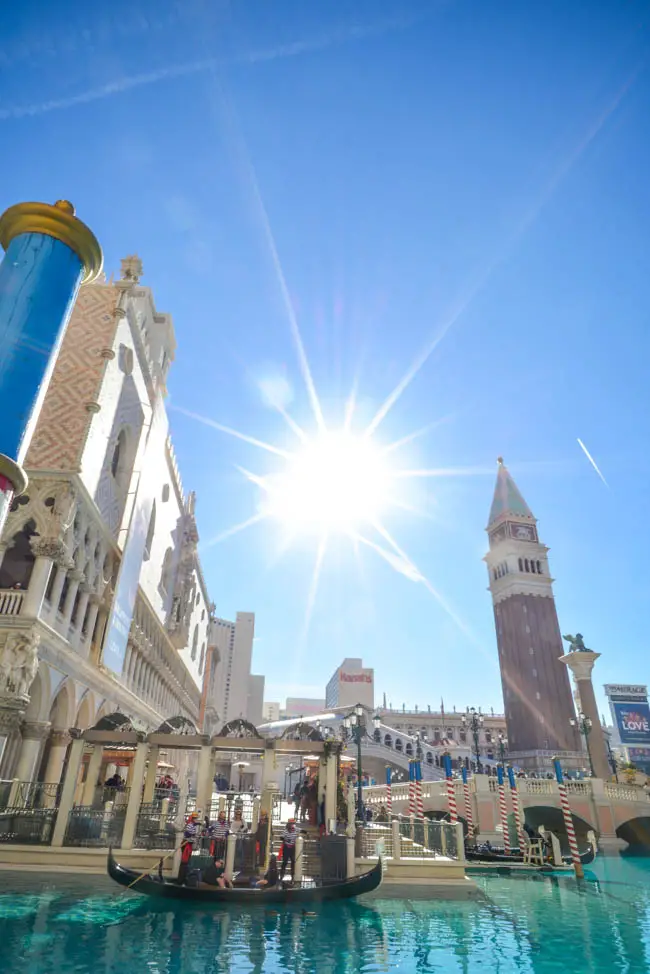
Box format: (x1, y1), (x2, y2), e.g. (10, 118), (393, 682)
(462, 707), (484, 773)
(570, 712), (594, 777)
(603, 726), (618, 778)
(497, 732), (508, 769)
(342, 704), (381, 824)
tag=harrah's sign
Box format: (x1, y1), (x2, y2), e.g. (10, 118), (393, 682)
(340, 672), (372, 684)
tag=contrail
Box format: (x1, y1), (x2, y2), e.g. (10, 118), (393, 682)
(0, 13), (427, 122)
(577, 438), (609, 487)
(365, 65), (642, 437)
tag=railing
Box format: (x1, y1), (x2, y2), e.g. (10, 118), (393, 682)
(91, 786), (131, 809)
(134, 801), (177, 849)
(361, 824), (393, 857)
(0, 589), (24, 616)
(605, 782), (650, 803)
(63, 805), (127, 847)
(0, 808), (57, 844)
(11, 782), (62, 809)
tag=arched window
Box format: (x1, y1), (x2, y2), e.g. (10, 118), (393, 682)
(199, 642), (206, 675)
(143, 501), (156, 562)
(524, 559), (530, 572)
(384, 734), (393, 748)
(530, 561), (536, 573)
(536, 560), (542, 573)
(160, 547), (173, 594)
(426, 751), (433, 765)
(493, 568), (497, 580)
(405, 742), (413, 757)
(518, 558), (523, 572)
(191, 624), (199, 661)
(395, 738), (403, 752)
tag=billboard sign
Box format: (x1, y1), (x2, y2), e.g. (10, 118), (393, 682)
(103, 395), (169, 677)
(340, 671), (372, 684)
(604, 684), (647, 699)
(613, 702), (650, 746)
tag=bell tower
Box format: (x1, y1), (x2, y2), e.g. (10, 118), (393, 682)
(485, 458), (581, 770)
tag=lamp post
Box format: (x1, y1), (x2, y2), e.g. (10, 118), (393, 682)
(462, 708), (484, 773)
(342, 704), (381, 824)
(497, 732), (508, 769)
(570, 712), (594, 777)
(603, 727), (618, 778)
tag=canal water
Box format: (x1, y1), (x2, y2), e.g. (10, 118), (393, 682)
(0, 858), (648, 973)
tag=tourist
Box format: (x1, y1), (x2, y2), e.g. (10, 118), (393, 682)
(293, 781), (301, 815)
(201, 857), (232, 889)
(256, 811), (269, 865)
(299, 780), (309, 822)
(256, 854), (279, 888)
(281, 818), (298, 880)
(231, 807), (247, 833)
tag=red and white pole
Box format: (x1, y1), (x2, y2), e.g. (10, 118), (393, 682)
(507, 766), (525, 850)
(408, 761), (416, 818)
(496, 766), (511, 854)
(461, 766), (473, 837)
(443, 754), (457, 824)
(554, 758), (583, 878)
(415, 761), (424, 820)
(385, 765), (392, 819)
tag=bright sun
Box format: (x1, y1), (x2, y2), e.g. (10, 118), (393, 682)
(260, 431), (391, 533)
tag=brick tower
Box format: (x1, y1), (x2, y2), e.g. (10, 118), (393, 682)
(485, 459), (581, 771)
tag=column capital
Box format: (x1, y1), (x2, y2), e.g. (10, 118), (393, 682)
(50, 729), (71, 748)
(68, 569), (85, 584)
(559, 651), (601, 682)
(0, 697), (25, 734)
(29, 537), (66, 561)
(21, 719), (51, 741)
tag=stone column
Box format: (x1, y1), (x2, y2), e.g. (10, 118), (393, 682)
(325, 746), (339, 826)
(81, 744), (104, 805)
(62, 570), (84, 625)
(559, 651), (610, 780)
(261, 743), (278, 792)
(83, 595), (100, 646)
(73, 585), (91, 634)
(195, 741), (216, 817)
(15, 720), (51, 781)
(44, 730), (71, 785)
(0, 699), (26, 778)
(48, 563), (68, 613)
(120, 740), (148, 848)
(89, 601), (109, 662)
(142, 745), (159, 803)
(51, 731), (86, 846)
(23, 538), (62, 617)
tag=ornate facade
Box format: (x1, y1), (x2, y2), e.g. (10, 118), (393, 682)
(0, 257), (214, 786)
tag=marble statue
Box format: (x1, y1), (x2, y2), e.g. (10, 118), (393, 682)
(0, 630), (40, 698)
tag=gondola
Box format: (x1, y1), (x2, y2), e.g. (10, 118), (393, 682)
(466, 837), (596, 867)
(107, 849), (382, 904)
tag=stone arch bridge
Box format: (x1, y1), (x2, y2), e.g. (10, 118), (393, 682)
(363, 775), (650, 852)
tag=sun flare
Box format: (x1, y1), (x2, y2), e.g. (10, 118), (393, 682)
(259, 430), (391, 534)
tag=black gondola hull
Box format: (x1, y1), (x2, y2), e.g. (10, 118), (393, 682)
(107, 850), (382, 904)
(466, 843), (595, 866)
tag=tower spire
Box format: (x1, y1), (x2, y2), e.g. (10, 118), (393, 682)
(488, 457), (534, 527)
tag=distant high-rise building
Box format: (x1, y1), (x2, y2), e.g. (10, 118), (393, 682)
(325, 658), (374, 710)
(284, 697), (326, 718)
(485, 459), (580, 770)
(262, 702), (281, 722)
(247, 674), (265, 728)
(209, 612), (255, 725)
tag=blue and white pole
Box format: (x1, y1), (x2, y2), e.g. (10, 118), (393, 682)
(0, 200), (102, 530)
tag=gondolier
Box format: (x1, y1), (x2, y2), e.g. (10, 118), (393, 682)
(209, 811), (230, 859)
(179, 812), (200, 884)
(280, 819), (298, 880)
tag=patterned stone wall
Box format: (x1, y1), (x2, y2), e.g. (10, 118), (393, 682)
(25, 285), (119, 472)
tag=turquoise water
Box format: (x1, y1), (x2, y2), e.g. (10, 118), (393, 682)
(0, 859), (649, 972)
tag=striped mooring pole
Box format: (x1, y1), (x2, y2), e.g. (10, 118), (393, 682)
(496, 766), (511, 854)
(385, 765), (392, 819)
(461, 766), (474, 837)
(507, 766), (525, 850)
(408, 760), (416, 818)
(415, 760), (424, 820)
(554, 758), (583, 878)
(443, 754), (457, 824)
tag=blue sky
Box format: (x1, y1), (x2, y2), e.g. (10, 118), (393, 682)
(2, 0), (649, 716)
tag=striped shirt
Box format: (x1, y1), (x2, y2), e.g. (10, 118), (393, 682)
(213, 820), (230, 839)
(183, 820), (199, 841)
(281, 827), (297, 848)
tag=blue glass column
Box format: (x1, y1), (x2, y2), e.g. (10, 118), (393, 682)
(0, 200), (102, 531)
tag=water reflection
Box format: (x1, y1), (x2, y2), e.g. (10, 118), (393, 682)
(0, 863), (650, 973)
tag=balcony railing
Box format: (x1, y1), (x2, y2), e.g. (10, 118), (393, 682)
(0, 589), (24, 616)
